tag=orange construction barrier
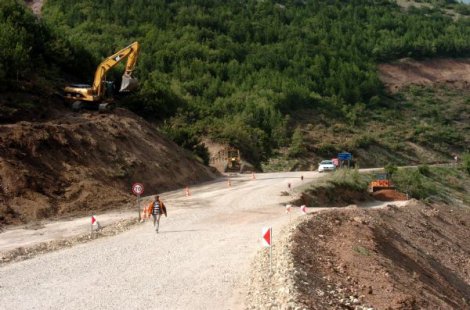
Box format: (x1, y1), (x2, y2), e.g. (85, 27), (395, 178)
(140, 202), (152, 222)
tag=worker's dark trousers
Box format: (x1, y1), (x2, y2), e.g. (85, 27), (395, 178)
(152, 214), (161, 232)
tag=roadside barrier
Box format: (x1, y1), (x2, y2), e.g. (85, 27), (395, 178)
(140, 203), (151, 222)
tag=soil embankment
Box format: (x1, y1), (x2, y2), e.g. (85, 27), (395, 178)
(378, 58), (470, 92)
(248, 201), (470, 309)
(0, 108), (217, 226)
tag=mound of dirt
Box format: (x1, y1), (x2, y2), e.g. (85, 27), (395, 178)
(378, 58), (470, 92)
(0, 108), (217, 226)
(371, 189), (408, 201)
(248, 201), (470, 309)
(300, 186), (372, 208)
(287, 201), (470, 309)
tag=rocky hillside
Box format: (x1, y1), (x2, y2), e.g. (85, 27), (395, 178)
(0, 108), (217, 226)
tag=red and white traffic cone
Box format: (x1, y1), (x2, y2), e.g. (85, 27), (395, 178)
(285, 204), (292, 213)
(252, 172), (256, 180)
(185, 186), (191, 197)
(227, 179), (231, 187)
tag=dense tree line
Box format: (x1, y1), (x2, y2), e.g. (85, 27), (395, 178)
(0, 0), (94, 89)
(5, 0), (470, 164)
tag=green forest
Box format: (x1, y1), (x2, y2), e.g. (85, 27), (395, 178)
(1, 0), (470, 165)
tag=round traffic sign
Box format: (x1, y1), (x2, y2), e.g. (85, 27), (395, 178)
(132, 183), (144, 195)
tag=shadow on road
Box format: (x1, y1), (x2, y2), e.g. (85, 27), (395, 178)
(157, 229), (202, 234)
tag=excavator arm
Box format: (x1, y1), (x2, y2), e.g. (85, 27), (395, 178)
(92, 41), (141, 95)
(64, 41), (140, 107)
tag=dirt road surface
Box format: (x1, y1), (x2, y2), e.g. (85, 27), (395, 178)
(0, 171), (320, 309)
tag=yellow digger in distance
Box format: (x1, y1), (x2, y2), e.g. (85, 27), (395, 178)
(224, 147), (241, 173)
(64, 42), (140, 112)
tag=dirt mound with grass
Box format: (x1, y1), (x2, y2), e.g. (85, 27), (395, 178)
(0, 108), (217, 226)
(248, 200), (470, 309)
(378, 58), (470, 92)
(301, 186), (372, 208)
(291, 201), (470, 309)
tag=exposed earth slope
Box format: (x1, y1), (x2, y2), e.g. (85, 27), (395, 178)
(378, 58), (470, 93)
(248, 200), (470, 309)
(0, 108), (217, 226)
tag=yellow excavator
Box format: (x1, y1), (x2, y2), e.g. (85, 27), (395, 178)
(64, 41), (140, 112)
(224, 147), (241, 172)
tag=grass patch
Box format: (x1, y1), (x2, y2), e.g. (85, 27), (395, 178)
(321, 169), (371, 192)
(392, 166), (470, 203)
(301, 169), (372, 207)
(353, 245), (370, 256)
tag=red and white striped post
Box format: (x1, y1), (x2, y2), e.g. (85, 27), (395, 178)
(285, 204), (292, 223)
(262, 227), (272, 272)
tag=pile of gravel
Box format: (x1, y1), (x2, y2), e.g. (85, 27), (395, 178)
(0, 218), (139, 265)
(245, 213), (376, 310)
(245, 217), (306, 310)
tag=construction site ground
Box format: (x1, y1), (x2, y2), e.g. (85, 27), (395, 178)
(1, 56), (469, 309)
(2, 170), (468, 309)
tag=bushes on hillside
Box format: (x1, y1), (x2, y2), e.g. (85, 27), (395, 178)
(462, 153), (470, 175)
(393, 168), (439, 201)
(0, 0), (94, 85)
(39, 0), (470, 165)
(288, 126), (306, 158)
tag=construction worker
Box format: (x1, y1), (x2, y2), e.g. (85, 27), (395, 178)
(148, 195), (167, 233)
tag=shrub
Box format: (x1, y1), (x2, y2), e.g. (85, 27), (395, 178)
(385, 163), (398, 177)
(328, 169), (369, 192)
(462, 152), (470, 175)
(418, 165), (431, 177)
(393, 169), (439, 200)
(288, 126), (306, 158)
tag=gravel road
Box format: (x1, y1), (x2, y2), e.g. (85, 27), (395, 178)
(0, 171), (320, 309)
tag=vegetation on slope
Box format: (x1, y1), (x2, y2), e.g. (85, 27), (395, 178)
(0, 0), (94, 122)
(300, 163), (470, 208)
(38, 0), (470, 166)
(0, 0), (94, 83)
(1, 0), (469, 166)
(261, 84), (469, 171)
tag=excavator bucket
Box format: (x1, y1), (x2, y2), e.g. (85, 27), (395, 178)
(120, 74), (139, 92)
